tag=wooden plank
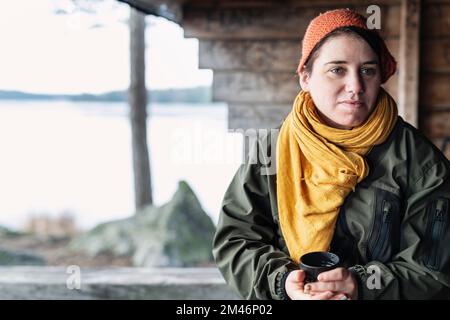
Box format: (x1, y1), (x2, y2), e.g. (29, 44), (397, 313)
(186, 0), (401, 9)
(421, 39), (450, 73)
(420, 73), (450, 108)
(228, 103), (291, 129)
(426, 0), (450, 3)
(382, 73), (399, 102)
(183, 5), (400, 40)
(213, 71), (299, 103)
(200, 38), (399, 72)
(0, 266), (239, 300)
(398, 0), (420, 127)
(385, 38), (400, 57)
(423, 3), (450, 37)
(213, 71), (399, 110)
(422, 110), (450, 138)
(199, 40), (300, 71)
(381, 38), (399, 102)
(120, 0), (182, 22)
(184, 6), (316, 40)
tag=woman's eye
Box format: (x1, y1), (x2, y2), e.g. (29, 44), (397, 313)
(361, 68), (376, 76)
(330, 67), (344, 74)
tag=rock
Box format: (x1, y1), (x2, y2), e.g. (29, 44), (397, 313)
(69, 181), (216, 267)
(0, 248), (46, 266)
(0, 225), (45, 266)
(0, 225), (22, 238)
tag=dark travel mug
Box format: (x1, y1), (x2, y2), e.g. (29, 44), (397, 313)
(299, 251), (340, 283)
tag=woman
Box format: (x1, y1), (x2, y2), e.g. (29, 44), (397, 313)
(212, 9), (450, 300)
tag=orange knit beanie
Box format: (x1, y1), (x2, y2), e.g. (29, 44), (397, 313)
(296, 8), (396, 83)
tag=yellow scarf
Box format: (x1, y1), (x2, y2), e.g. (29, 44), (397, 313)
(276, 88), (398, 263)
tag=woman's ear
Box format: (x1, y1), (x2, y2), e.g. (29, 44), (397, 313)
(298, 69), (310, 91)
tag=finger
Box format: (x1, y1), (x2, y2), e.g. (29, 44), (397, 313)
(297, 269), (306, 283)
(317, 267), (348, 282)
(290, 291), (316, 300)
(287, 270), (306, 284)
(330, 293), (350, 301)
(305, 280), (343, 293)
(310, 290), (335, 300)
(286, 270), (307, 293)
(288, 288), (318, 300)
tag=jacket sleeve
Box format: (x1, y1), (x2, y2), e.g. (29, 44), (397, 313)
(212, 141), (298, 300)
(352, 146), (450, 300)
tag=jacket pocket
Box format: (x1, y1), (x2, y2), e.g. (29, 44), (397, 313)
(366, 188), (401, 263)
(424, 198), (449, 271)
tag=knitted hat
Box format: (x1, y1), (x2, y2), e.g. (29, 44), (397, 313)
(296, 8), (396, 83)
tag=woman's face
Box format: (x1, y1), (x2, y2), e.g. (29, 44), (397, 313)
(299, 34), (382, 130)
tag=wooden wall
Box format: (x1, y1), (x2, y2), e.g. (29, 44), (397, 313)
(421, 0), (450, 158)
(182, 0), (400, 129)
(181, 0), (449, 158)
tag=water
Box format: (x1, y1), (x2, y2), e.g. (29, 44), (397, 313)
(0, 100), (243, 231)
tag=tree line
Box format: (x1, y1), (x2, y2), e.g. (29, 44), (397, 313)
(0, 86), (212, 103)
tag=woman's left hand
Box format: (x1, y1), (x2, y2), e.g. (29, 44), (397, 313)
(304, 267), (358, 300)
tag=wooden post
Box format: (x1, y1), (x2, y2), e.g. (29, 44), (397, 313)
(129, 8), (153, 209)
(398, 0), (421, 127)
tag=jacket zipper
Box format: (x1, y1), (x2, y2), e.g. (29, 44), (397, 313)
(371, 200), (392, 260)
(426, 199), (448, 269)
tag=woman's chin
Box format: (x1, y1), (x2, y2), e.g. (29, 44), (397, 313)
(334, 118), (365, 130)
(319, 110), (367, 129)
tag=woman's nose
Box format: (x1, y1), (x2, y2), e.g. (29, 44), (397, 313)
(345, 73), (364, 94)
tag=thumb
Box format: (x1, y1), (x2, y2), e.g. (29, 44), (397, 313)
(297, 270), (306, 283)
(287, 270), (305, 284)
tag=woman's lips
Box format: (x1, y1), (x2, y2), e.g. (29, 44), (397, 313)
(339, 101), (365, 108)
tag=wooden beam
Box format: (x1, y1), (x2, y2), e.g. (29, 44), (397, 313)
(398, 0), (421, 127)
(213, 71), (299, 103)
(183, 5), (399, 40)
(185, 0), (402, 9)
(199, 40), (300, 72)
(382, 40), (399, 101)
(129, 8), (153, 207)
(200, 39), (399, 72)
(421, 39), (450, 73)
(422, 2), (450, 38)
(228, 103), (291, 129)
(382, 75), (399, 103)
(422, 110), (450, 138)
(120, 0), (184, 23)
(420, 73), (450, 109)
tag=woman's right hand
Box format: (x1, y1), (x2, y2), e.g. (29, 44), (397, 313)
(285, 270), (348, 300)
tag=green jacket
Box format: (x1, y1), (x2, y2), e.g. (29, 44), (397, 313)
(212, 117), (450, 300)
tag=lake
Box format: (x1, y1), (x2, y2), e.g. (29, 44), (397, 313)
(0, 100), (243, 231)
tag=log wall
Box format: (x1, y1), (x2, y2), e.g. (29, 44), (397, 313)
(183, 0), (400, 130)
(421, 1), (450, 157)
(181, 0), (449, 157)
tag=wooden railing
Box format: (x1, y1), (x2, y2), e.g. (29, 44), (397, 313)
(0, 267), (240, 300)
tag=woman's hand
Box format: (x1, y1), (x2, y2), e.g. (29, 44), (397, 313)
(303, 267), (358, 300)
(285, 270), (349, 300)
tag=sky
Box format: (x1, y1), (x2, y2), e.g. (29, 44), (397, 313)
(0, 0), (212, 94)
